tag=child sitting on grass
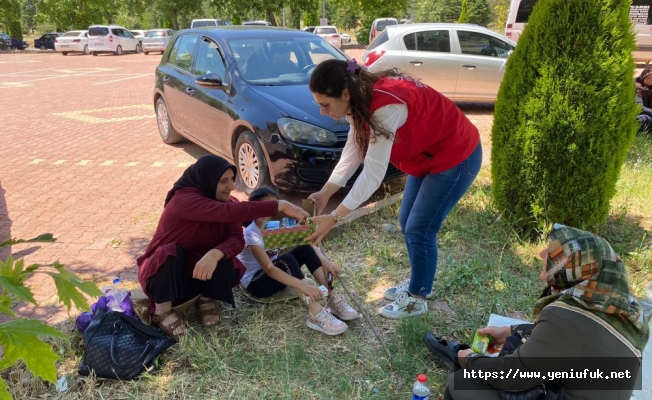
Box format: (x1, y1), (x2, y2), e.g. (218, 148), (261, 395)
(237, 186), (359, 335)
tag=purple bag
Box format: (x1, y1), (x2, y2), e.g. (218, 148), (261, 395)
(76, 292), (138, 334)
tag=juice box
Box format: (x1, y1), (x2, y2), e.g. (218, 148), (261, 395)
(471, 331), (493, 355)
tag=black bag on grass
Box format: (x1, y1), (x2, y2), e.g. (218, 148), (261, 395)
(78, 309), (176, 380)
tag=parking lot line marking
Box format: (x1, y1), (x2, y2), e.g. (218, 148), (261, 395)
(100, 160), (115, 166)
(52, 160), (68, 165)
(125, 162), (140, 167)
(27, 159), (46, 165)
(151, 162), (165, 167)
(53, 105), (154, 124)
(0, 68), (52, 76)
(176, 162), (192, 168)
(0, 82), (34, 89)
(94, 73), (152, 85)
(0, 68), (117, 86)
(76, 160), (93, 165)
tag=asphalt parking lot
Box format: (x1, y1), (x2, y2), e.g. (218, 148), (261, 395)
(0, 50), (495, 323)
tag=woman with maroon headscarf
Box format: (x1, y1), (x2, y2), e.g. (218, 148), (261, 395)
(137, 155), (308, 338)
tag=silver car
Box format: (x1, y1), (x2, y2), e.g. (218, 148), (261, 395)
(363, 23), (516, 102)
(142, 29), (175, 55)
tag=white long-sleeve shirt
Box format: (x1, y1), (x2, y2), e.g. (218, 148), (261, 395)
(328, 104), (408, 210)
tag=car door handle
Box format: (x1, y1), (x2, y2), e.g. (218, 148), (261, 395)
(162, 76), (170, 85)
(409, 60), (423, 66)
(185, 87), (195, 97)
(462, 64), (476, 69)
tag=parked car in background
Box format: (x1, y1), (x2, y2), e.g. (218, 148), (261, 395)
(369, 17), (397, 43)
(10, 37), (29, 50)
(130, 29), (147, 45)
(302, 26), (316, 33)
(363, 23), (516, 102)
(243, 21), (272, 26)
(34, 33), (62, 50)
(340, 32), (351, 44)
(153, 27), (403, 193)
(0, 33), (11, 50)
(55, 30), (89, 55)
(191, 19), (228, 28)
(314, 26), (341, 48)
(88, 25), (141, 55)
(142, 29), (175, 54)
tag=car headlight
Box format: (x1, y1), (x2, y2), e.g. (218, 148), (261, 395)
(277, 117), (338, 146)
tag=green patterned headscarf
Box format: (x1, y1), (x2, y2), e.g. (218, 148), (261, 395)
(533, 224), (649, 354)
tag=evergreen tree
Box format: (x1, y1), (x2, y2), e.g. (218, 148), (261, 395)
(491, 0), (637, 234)
(458, 0), (469, 23)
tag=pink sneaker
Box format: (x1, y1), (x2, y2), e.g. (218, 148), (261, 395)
(327, 293), (360, 321)
(306, 308), (348, 336)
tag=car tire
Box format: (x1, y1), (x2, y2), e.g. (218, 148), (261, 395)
(235, 131), (271, 194)
(144, 51), (149, 55)
(156, 98), (183, 144)
(40, 45), (46, 50)
(136, 43), (142, 53)
(114, 45), (122, 55)
(62, 52), (68, 56)
(92, 51), (98, 56)
(83, 45), (89, 55)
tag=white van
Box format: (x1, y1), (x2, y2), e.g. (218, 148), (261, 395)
(505, 0), (652, 47)
(190, 19), (228, 28)
(88, 25), (141, 55)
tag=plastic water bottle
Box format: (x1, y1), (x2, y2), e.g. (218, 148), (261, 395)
(103, 278), (128, 312)
(304, 285), (329, 304)
(412, 374), (430, 400)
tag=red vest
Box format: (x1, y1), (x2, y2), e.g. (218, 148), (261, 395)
(369, 76), (480, 177)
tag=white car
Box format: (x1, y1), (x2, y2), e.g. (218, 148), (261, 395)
(130, 29), (147, 45)
(88, 24), (141, 56)
(341, 33), (351, 44)
(142, 29), (175, 55)
(55, 30), (89, 55)
(243, 21), (272, 26)
(314, 26), (341, 48)
(363, 23), (516, 102)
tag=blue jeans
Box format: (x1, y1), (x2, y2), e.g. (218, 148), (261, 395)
(398, 143), (482, 297)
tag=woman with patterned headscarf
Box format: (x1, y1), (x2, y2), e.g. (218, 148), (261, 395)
(439, 224), (649, 400)
(137, 155), (309, 339)
(636, 65), (652, 133)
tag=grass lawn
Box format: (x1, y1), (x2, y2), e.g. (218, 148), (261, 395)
(6, 132), (652, 399)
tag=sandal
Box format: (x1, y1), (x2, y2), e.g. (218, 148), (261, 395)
(197, 298), (221, 327)
(152, 309), (187, 340)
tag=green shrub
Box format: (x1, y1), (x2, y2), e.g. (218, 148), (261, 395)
(491, 0), (638, 235)
(458, 0), (470, 23)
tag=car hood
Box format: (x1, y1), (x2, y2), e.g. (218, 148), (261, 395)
(248, 85), (350, 133)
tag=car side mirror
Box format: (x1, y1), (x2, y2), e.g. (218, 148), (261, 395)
(195, 73), (226, 89)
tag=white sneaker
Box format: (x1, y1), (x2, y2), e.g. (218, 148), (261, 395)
(327, 293), (360, 321)
(383, 278), (435, 301)
(306, 308), (348, 336)
(379, 292), (427, 319)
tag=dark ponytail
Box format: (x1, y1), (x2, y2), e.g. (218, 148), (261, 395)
(243, 186), (280, 227)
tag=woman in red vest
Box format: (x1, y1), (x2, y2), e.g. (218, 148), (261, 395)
(307, 59), (482, 319)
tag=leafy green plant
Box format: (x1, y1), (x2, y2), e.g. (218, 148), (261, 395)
(458, 0), (470, 23)
(0, 234), (102, 400)
(491, 0), (638, 235)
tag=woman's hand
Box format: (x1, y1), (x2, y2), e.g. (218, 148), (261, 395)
(305, 214), (337, 245)
(307, 190), (331, 214)
(193, 249), (224, 281)
(299, 281), (323, 302)
(477, 326), (511, 345)
(278, 200), (310, 223)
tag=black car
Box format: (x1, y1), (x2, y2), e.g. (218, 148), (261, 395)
(153, 26), (403, 193)
(34, 33), (62, 50)
(0, 33), (10, 50)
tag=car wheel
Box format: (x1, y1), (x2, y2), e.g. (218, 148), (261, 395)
(40, 45), (46, 50)
(136, 43), (142, 53)
(92, 51), (98, 56)
(144, 51), (149, 55)
(62, 52), (68, 56)
(114, 45), (122, 55)
(156, 98), (183, 144)
(83, 45), (89, 55)
(235, 131), (271, 194)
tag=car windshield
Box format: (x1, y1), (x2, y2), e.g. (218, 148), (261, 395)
(0, 34), (10, 40)
(193, 21), (217, 28)
(62, 31), (82, 37)
(146, 31), (166, 37)
(315, 27), (337, 35)
(227, 36), (347, 85)
(88, 27), (109, 36)
(377, 20), (397, 31)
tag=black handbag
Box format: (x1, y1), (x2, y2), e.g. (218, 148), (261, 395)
(498, 325), (565, 400)
(78, 309), (176, 380)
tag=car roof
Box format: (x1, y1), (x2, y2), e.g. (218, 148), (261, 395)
(384, 23), (516, 44)
(178, 26), (314, 39)
(314, 25), (337, 29)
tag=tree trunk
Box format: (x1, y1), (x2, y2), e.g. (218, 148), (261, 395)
(172, 10), (179, 30)
(267, 9), (278, 26)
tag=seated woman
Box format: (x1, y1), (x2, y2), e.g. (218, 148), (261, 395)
(237, 187), (359, 336)
(636, 65), (652, 133)
(137, 155), (309, 339)
(437, 224), (649, 400)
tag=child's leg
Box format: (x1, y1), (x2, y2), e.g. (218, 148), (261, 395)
(288, 245), (328, 286)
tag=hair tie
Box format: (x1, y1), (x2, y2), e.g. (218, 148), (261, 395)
(346, 59), (361, 74)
